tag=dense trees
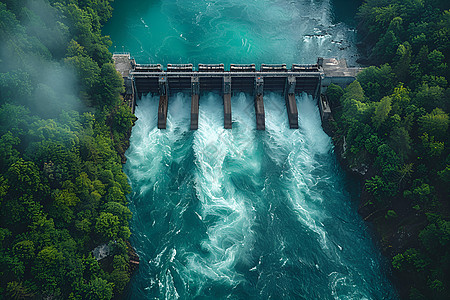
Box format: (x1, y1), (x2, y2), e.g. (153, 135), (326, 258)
(329, 0), (450, 298)
(0, 0), (136, 298)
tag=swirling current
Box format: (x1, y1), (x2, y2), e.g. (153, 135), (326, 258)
(104, 0), (398, 298)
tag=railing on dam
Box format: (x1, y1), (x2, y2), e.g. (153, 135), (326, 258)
(112, 54), (360, 130)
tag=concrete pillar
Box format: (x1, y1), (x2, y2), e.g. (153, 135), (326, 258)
(223, 76), (232, 129)
(286, 76), (296, 95)
(159, 76), (168, 96)
(286, 94), (298, 129)
(158, 76), (168, 129)
(285, 76), (298, 129)
(255, 76), (264, 95)
(158, 95), (168, 129)
(314, 75), (321, 100)
(191, 76), (199, 130)
(254, 77), (265, 130)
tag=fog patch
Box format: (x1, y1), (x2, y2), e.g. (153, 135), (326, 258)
(0, 0), (86, 119)
(30, 63), (84, 118)
(24, 0), (70, 59)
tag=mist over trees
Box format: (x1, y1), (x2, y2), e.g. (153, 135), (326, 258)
(0, 0), (136, 298)
(328, 0), (449, 298)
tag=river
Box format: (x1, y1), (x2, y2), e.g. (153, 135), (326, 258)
(103, 0), (397, 298)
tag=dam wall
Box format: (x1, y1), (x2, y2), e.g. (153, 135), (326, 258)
(113, 53), (360, 129)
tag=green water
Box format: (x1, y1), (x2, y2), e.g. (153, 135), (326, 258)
(104, 0), (397, 299)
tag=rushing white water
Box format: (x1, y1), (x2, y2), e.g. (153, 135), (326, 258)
(124, 92), (397, 299)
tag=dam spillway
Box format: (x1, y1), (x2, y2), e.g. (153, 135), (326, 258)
(113, 53), (360, 130)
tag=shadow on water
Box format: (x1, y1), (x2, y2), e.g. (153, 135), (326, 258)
(331, 0), (361, 26)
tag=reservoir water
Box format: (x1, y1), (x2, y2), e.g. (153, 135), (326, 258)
(104, 0), (398, 298)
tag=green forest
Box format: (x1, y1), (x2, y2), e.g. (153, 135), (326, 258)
(0, 0), (136, 298)
(326, 0), (450, 299)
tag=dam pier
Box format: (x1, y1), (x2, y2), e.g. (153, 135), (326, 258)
(113, 53), (360, 130)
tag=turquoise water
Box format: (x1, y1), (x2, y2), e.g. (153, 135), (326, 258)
(104, 0), (397, 299)
(104, 0), (359, 66)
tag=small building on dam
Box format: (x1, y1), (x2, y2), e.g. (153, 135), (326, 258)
(113, 53), (360, 130)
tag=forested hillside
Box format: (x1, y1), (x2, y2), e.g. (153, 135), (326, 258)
(327, 0), (449, 299)
(0, 0), (136, 298)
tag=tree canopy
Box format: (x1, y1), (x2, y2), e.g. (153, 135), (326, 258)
(0, 0), (136, 298)
(329, 0), (450, 298)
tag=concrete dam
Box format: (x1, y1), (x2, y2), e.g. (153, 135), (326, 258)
(113, 53), (360, 130)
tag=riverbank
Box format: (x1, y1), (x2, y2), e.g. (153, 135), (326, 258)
(322, 110), (421, 299)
